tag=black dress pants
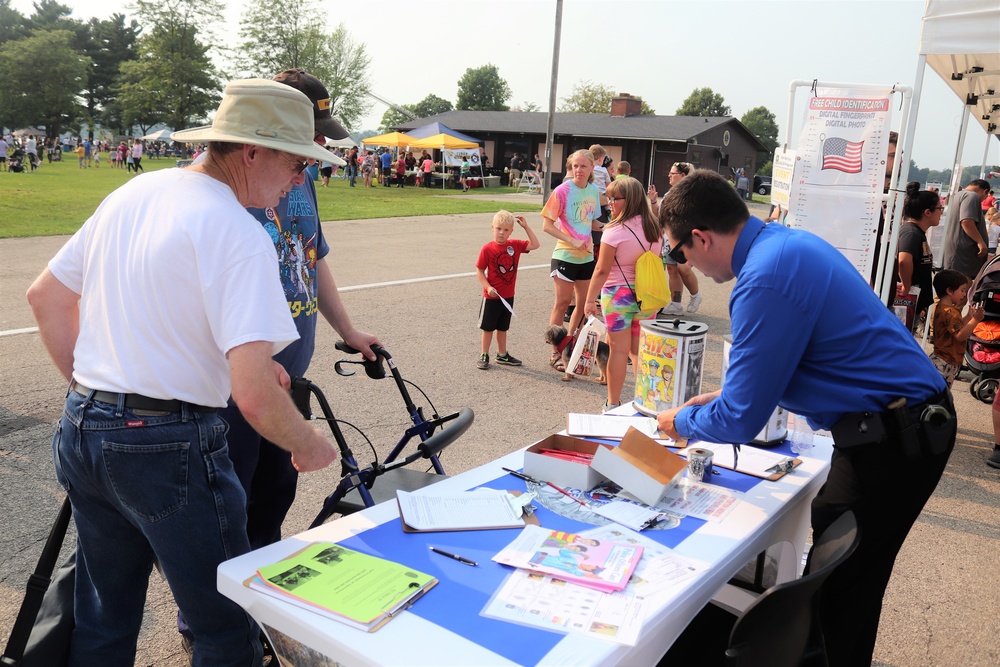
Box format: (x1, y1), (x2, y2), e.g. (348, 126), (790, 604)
(810, 432), (954, 666)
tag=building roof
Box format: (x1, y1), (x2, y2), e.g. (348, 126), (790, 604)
(396, 110), (767, 150)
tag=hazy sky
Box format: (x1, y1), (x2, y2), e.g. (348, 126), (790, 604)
(14, 0), (999, 171)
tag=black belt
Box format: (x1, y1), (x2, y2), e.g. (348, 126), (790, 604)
(831, 389), (955, 458)
(71, 382), (216, 413)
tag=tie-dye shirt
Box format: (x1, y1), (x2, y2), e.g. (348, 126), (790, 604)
(542, 180), (600, 263)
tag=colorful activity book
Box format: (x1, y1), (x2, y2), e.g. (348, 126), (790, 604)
(492, 525), (643, 593)
(248, 542), (437, 632)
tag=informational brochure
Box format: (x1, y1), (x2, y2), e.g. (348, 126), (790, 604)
(492, 525), (643, 593)
(655, 481), (740, 523)
(580, 524), (709, 603)
(481, 570), (646, 646)
(396, 489), (526, 531)
(251, 542), (436, 632)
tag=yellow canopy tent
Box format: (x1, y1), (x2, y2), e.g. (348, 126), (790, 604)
(408, 134), (480, 189)
(361, 131), (417, 147)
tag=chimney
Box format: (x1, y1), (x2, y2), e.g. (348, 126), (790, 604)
(611, 93), (643, 117)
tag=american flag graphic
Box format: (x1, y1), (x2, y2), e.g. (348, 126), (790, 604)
(821, 137), (864, 173)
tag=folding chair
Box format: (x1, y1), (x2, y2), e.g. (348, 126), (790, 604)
(516, 170), (542, 194)
(660, 511), (860, 667)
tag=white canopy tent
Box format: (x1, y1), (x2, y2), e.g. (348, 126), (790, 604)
(903, 0), (1000, 192)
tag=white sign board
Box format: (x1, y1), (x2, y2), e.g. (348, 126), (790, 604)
(443, 149), (481, 168)
(770, 149), (796, 209)
(786, 88), (893, 279)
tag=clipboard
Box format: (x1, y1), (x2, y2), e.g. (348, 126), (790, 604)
(678, 443), (802, 481)
(397, 490), (540, 533)
(244, 542), (438, 632)
(713, 456), (803, 480)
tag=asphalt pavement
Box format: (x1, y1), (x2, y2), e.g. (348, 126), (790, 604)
(1, 193), (998, 666)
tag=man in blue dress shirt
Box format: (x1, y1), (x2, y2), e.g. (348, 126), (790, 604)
(656, 170), (956, 667)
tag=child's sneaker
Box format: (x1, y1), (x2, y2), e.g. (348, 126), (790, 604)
(603, 401), (621, 413)
(477, 353), (489, 370)
(987, 444), (1000, 469)
(495, 352), (522, 366)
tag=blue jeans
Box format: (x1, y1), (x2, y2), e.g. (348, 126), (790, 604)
(53, 388), (262, 667)
(347, 164), (357, 186)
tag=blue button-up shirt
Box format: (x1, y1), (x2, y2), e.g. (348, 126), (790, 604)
(676, 216), (945, 443)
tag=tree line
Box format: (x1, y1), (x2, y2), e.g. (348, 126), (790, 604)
(0, 0), (779, 174)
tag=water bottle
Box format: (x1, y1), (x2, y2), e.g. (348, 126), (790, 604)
(788, 413), (815, 454)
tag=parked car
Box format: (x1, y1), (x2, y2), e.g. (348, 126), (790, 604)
(753, 175), (772, 196)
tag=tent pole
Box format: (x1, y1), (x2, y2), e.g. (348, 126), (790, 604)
(979, 133), (992, 179)
(949, 105), (971, 197)
(542, 0), (564, 202)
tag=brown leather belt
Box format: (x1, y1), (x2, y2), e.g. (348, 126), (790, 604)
(72, 381), (216, 413)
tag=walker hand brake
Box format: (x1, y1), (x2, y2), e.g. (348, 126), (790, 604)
(334, 341), (386, 379)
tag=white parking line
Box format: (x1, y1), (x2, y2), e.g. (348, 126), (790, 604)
(0, 264), (552, 337)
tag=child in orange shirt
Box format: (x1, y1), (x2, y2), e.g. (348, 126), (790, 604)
(930, 269), (984, 387)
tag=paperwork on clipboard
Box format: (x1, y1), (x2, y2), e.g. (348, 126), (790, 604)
(566, 413), (659, 439)
(396, 488), (532, 531)
(678, 442), (800, 479)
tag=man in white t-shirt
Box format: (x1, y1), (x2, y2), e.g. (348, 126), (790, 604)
(26, 79), (337, 667)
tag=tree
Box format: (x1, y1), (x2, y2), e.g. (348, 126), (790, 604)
(0, 0), (29, 45)
(0, 29), (89, 138)
(235, 0), (324, 77)
(740, 106), (779, 155)
(560, 80), (613, 114)
(316, 23), (372, 132)
(456, 64), (511, 111)
(235, 1), (372, 131)
(116, 0), (223, 133)
(559, 81), (654, 115)
(378, 105), (414, 132)
(676, 87), (730, 117)
(82, 14), (141, 135)
(412, 93), (452, 118)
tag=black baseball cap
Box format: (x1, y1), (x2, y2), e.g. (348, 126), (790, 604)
(272, 68), (349, 140)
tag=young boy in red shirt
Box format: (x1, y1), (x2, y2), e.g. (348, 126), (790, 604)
(475, 210), (540, 369)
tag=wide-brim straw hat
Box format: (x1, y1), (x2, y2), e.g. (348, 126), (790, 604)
(171, 79), (333, 163)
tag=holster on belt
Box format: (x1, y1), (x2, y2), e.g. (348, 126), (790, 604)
(831, 392), (956, 462)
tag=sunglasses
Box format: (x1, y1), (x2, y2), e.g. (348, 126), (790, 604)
(667, 230), (696, 264)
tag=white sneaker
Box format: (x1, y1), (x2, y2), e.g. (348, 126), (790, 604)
(661, 301), (684, 316)
(687, 293), (703, 313)
(603, 401), (621, 413)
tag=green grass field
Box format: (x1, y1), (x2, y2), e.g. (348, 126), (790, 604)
(0, 157), (541, 239)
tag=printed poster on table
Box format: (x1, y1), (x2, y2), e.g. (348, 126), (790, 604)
(786, 87), (893, 281)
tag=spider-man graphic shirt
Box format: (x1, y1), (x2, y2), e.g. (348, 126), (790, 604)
(476, 239), (531, 299)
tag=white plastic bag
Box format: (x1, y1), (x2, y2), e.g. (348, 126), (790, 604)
(567, 316), (607, 377)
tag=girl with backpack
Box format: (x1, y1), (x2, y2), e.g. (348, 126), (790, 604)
(583, 177), (664, 412)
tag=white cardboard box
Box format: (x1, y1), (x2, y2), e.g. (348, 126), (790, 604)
(523, 434), (612, 491)
(590, 428), (687, 506)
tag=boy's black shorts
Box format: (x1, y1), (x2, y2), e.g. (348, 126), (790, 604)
(478, 296), (513, 332)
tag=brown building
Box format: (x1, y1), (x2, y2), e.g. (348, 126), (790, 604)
(395, 94), (769, 193)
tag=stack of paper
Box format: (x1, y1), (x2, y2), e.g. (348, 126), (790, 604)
(248, 542), (437, 632)
(492, 525), (643, 593)
(566, 413), (659, 439)
(396, 489), (527, 532)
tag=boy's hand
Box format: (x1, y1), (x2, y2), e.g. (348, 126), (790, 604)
(515, 215), (528, 228)
(969, 302), (986, 323)
(487, 286), (498, 297)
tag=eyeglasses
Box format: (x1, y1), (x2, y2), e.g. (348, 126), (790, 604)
(290, 157), (309, 175)
(935, 206), (945, 211)
(667, 231), (694, 264)
(609, 197), (625, 203)
(668, 171), (682, 177)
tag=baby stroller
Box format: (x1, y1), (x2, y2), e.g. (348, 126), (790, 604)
(294, 341), (474, 526)
(8, 148), (26, 173)
(966, 254), (1000, 403)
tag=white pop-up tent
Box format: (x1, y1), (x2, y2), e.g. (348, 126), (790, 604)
(902, 0), (1000, 192)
